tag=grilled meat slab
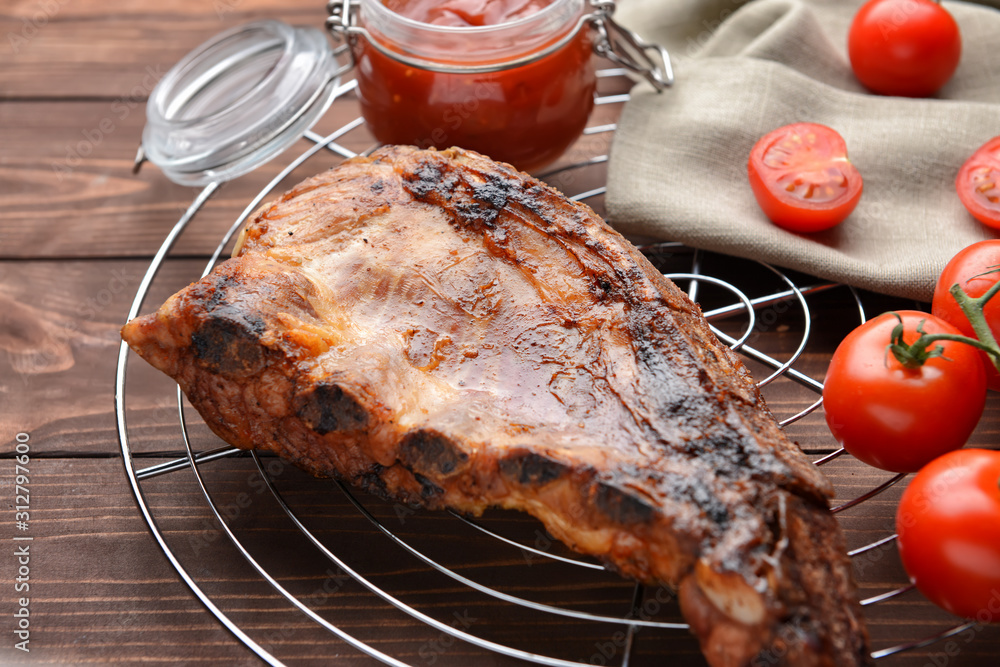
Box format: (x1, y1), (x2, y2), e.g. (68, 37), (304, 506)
(122, 146), (870, 666)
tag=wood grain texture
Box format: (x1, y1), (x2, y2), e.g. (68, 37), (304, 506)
(3, 253), (999, 663)
(2, 253), (971, 457)
(0, 458), (998, 666)
(1, 0), (327, 99)
(2, 0), (1000, 663)
(0, 86), (621, 260)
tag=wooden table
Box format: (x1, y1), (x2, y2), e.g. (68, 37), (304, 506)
(2, 0), (999, 665)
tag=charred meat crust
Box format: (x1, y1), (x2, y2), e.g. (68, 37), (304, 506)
(399, 429), (470, 477)
(295, 383), (369, 435)
(191, 316), (266, 376)
(394, 147), (832, 507)
(499, 450), (655, 525)
(121, 146), (870, 667)
(498, 449), (567, 487)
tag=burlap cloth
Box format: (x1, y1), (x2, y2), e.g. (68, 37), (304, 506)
(607, 0), (1000, 301)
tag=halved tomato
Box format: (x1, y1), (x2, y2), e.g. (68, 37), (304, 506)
(748, 123), (863, 233)
(957, 136), (1000, 229)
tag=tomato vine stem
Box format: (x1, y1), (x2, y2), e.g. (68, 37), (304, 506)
(948, 280), (1000, 374)
(887, 292), (1000, 370)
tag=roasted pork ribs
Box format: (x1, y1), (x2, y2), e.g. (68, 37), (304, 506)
(122, 146), (870, 666)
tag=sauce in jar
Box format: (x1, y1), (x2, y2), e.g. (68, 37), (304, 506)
(382, 0), (554, 27)
(354, 0), (596, 172)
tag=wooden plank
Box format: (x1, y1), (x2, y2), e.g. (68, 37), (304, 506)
(1, 458), (997, 666)
(3, 1), (1000, 660)
(2, 0), (328, 99)
(2, 261), (998, 663)
(0, 457), (682, 665)
(0, 95), (375, 260)
(5, 255), (1000, 456)
(1, 0), (633, 102)
(0, 257), (170, 453)
(1, 257), (997, 660)
(0, 87), (624, 260)
(0, 254), (852, 454)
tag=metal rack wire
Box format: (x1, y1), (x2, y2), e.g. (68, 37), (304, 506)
(115, 72), (978, 666)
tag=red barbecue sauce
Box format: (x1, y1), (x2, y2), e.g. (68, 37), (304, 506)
(355, 0), (595, 172)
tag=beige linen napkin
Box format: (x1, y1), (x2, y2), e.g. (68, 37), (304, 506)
(607, 0), (1000, 301)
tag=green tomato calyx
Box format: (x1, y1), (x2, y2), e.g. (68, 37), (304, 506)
(886, 312), (1000, 370)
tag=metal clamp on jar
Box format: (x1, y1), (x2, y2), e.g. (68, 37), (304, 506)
(136, 0), (671, 184)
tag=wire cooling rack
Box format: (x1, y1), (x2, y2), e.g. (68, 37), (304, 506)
(115, 71), (984, 666)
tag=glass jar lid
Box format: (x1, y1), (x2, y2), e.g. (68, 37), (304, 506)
(141, 20), (343, 186)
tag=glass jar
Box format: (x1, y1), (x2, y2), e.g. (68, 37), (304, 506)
(328, 0), (672, 173)
(351, 0), (594, 172)
(136, 3), (670, 184)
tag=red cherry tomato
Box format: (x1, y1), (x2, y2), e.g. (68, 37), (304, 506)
(747, 123), (863, 233)
(848, 0), (962, 97)
(956, 136), (1000, 229)
(931, 240), (1000, 390)
(822, 311), (986, 472)
(896, 448), (1000, 622)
